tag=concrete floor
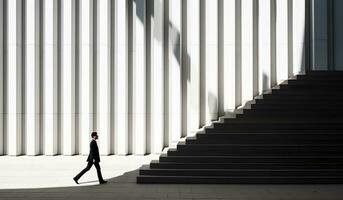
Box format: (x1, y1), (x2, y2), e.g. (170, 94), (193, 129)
(0, 155), (343, 200)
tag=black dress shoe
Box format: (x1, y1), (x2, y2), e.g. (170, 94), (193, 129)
(73, 177), (79, 184)
(99, 180), (108, 184)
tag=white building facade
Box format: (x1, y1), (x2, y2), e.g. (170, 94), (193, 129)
(0, 0), (339, 156)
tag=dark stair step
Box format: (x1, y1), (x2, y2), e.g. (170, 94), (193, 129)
(191, 132), (343, 139)
(280, 84), (343, 89)
(205, 128), (343, 133)
(137, 175), (343, 184)
(243, 114), (343, 120)
(297, 72), (343, 76)
(238, 110), (343, 118)
(139, 166), (343, 177)
(295, 77), (343, 81)
(168, 150), (343, 156)
(254, 99), (343, 105)
(150, 160), (343, 169)
(186, 134), (343, 144)
(202, 129), (343, 134)
(250, 103), (343, 109)
(260, 94), (343, 100)
(159, 154), (343, 163)
(270, 89), (343, 95)
(168, 144), (343, 156)
(283, 80), (343, 86)
(210, 122), (343, 131)
(176, 142), (343, 150)
(223, 115), (343, 122)
(213, 120), (343, 124)
(186, 139), (343, 145)
(242, 109), (342, 114)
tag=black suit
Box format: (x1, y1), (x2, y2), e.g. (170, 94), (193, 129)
(74, 140), (105, 182)
(87, 140), (100, 162)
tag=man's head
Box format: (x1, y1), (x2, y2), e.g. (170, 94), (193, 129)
(91, 132), (98, 140)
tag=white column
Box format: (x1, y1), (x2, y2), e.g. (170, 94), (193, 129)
(43, 0), (58, 155)
(97, 0), (111, 155)
(132, 0), (146, 155)
(114, 0), (129, 155)
(148, 0), (164, 153)
(202, 0), (218, 124)
(166, 0), (182, 145)
(0, 0), (4, 155)
(79, 0), (92, 155)
(185, 0), (200, 136)
(6, 0), (23, 156)
(293, 0), (306, 75)
(241, 0), (254, 103)
(252, 0), (258, 96)
(276, 0), (289, 83)
(222, 0), (239, 111)
(288, 0), (293, 77)
(25, 0), (41, 155)
(270, 0), (277, 86)
(61, 0), (76, 155)
(258, 0), (272, 93)
(113, 0), (129, 155)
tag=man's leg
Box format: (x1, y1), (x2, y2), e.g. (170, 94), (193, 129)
(93, 162), (105, 182)
(74, 162), (93, 181)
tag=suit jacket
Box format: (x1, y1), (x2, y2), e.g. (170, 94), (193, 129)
(87, 140), (100, 162)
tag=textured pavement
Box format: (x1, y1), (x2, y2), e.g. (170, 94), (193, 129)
(0, 155), (343, 200)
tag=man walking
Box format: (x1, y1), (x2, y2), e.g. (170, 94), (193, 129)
(73, 132), (107, 184)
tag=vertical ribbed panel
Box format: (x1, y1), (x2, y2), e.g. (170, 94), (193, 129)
(97, 0), (111, 155)
(0, 0), (4, 155)
(147, 0), (164, 153)
(0, 0), (312, 156)
(61, 0), (76, 155)
(79, 0), (92, 155)
(276, 0), (290, 83)
(270, 0), (277, 87)
(252, 0), (258, 96)
(131, 0), (146, 155)
(200, 0), (218, 125)
(258, 0), (272, 93)
(235, 0), (242, 107)
(221, 0), (238, 112)
(293, 0), (306, 75)
(184, 0), (200, 136)
(42, 0), (58, 155)
(25, 0), (41, 155)
(288, 0), (293, 78)
(6, 0), (23, 156)
(241, 0), (254, 103)
(165, 0), (182, 146)
(113, 0), (129, 155)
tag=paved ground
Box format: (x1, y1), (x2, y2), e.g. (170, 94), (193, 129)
(1, 155), (343, 200)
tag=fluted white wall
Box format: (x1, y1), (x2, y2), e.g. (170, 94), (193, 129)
(0, 0), (4, 155)
(79, 0), (93, 155)
(0, 0), (308, 156)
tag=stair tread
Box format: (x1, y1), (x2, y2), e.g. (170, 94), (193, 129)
(195, 132), (343, 135)
(141, 168), (343, 172)
(138, 175), (343, 178)
(152, 161), (343, 165)
(160, 154), (343, 158)
(177, 143), (343, 147)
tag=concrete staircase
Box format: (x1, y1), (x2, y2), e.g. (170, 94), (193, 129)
(137, 71), (343, 183)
